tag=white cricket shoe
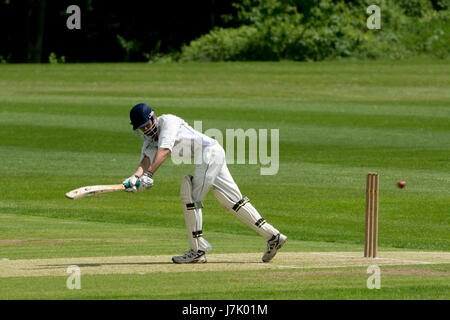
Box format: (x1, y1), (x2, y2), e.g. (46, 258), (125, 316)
(172, 249), (207, 264)
(262, 233), (287, 263)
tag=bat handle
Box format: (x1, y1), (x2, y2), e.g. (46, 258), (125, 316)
(123, 180), (141, 189)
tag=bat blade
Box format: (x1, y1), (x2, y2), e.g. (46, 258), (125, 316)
(65, 184), (125, 200)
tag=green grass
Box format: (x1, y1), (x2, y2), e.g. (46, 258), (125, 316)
(0, 60), (449, 299)
(2, 264), (449, 300)
(2, 214), (360, 259)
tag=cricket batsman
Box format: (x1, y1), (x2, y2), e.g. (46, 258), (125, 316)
(123, 103), (287, 263)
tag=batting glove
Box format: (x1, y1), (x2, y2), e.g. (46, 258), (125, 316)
(138, 171), (154, 191)
(123, 174), (139, 193)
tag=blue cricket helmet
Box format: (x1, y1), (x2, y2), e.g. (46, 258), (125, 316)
(130, 103), (154, 130)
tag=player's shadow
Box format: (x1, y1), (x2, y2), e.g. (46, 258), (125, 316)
(34, 262), (171, 269)
(34, 260), (260, 269)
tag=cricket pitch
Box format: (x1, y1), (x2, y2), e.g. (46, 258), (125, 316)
(1, 251), (449, 278)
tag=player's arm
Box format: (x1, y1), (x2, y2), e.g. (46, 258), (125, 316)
(123, 154), (154, 192)
(123, 148), (170, 193)
(146, 147), (171, 175)
(134, 155), (151, 178)
(123, 156), (150, 191)
(134, 147), (170, 177)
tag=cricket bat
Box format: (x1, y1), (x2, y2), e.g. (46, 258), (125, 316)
(65, 181), (140, 200)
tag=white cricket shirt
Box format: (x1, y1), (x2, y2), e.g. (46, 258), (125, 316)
(140, 114), (216, 162)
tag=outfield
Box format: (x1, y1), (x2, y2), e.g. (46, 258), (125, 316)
(0, 60), (449, 299)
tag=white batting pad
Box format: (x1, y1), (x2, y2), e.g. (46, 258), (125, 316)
(212, 186), (279, 240)
(180, 175), (212, 252)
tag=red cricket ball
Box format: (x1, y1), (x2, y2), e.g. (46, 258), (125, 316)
(397, 180), (406, 189)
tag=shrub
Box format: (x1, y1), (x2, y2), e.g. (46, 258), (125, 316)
(180, 25), (259, 61)
(179, 0), (450, 61)
(404, 9), (450, 58)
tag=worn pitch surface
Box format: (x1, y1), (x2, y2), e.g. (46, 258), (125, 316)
(1, 251), (448, 278)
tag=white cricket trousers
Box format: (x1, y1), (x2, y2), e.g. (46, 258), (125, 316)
(191, 142), (239, 202)
(187, 142), (279, 252)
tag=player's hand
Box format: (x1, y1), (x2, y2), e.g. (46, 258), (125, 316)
(138, 172), (154, 191)
(123, 174), (139, 193)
